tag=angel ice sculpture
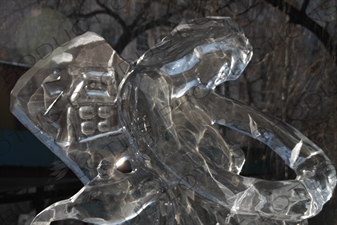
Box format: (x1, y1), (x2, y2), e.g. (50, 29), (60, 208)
(11, 17), (336, 225)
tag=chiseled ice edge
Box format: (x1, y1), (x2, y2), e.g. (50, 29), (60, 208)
(11, 105), (90, 183)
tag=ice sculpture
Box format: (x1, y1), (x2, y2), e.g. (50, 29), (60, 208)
(10, 17), (336, 225)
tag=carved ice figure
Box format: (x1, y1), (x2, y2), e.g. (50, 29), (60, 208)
(10, 17), (336, 225)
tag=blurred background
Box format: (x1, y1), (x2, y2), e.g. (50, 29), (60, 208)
(0, 0), (336, 224)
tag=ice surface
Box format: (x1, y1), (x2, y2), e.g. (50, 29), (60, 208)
(10, 17), (336, 225)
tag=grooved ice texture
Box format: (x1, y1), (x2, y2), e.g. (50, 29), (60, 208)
(10, 17), (336, 225)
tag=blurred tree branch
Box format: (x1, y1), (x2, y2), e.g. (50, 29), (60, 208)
(95, 0), (128, 30)
(301, 0), (310, 12)
(69, 0), (185, 54)
(264, 0), (337, 64)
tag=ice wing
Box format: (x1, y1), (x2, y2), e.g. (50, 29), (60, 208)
(10, 32), (131, 184)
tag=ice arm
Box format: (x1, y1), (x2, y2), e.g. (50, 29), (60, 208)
(197, 92), (330, 168)
(193, 91), (336, 219)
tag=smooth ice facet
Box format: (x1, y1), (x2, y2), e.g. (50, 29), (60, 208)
(10, 17), (336, 225)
